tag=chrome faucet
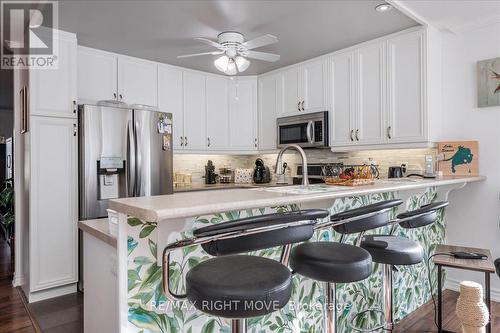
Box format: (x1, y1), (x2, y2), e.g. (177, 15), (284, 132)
(274, 144), (309, 186)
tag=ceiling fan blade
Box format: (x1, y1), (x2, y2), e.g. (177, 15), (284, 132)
(245, 51), (280, 62)
(242, 34), (278, 50)
(195, 37), (225, 50)
(177, 51), (224, 59)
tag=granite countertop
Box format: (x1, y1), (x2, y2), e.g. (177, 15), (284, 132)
(78, 218), (117, 248)
(109, 176), (486, 223)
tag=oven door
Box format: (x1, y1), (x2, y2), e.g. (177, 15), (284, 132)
(277, 111), (328, 148)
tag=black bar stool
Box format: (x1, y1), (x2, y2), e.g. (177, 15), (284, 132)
(357, 201), (449, 331)
(289, 199), (403, 333)
(162, 209), (330, 333)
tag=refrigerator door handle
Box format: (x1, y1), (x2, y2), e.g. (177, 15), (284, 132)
(127, 120), (136, 197)
(134, 120), (142, 197)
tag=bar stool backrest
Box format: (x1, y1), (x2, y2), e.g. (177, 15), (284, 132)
(193, 209), (330, 256)
(331, 200), (403, 234)
(397, 201), (449, 229)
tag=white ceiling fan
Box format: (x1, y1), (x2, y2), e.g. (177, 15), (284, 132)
(177, 31), (280, 75)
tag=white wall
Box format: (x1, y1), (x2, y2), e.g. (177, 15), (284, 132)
(438, 22), (500, 299)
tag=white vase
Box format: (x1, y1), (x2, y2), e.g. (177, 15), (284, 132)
(455, 281), (489, 333)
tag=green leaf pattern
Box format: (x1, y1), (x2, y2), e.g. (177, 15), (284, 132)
(127, 188), (444, 332)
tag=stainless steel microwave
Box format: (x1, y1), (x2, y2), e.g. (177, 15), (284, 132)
(277, 111), (329, 148)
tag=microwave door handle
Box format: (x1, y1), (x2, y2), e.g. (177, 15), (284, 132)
(306, 121), (314, 144)
(127, 120), (136, 197)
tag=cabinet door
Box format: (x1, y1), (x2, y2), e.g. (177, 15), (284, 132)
(301, 59), (327, 113)
(183, 71), (206, 150)
(229, 78), (258, 150)
(279, 68), (300, 115)
(387, 31), (426, 143)
(30, 116), (78, 291)
(30, 34), (77, 118)
(355, 42), (386, 145)
(158, 65), (183, 149)
(117, 57), (157, 106)
(206, 76), (229, 150)
(258, 75), (278, 150)
(77, 47), (117, 104)
(329, 52), (356, 146)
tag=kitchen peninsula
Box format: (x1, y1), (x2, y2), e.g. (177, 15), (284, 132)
(83, 176), (485, 333)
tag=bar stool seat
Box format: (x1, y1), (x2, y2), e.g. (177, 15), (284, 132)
(186, 255), (292, 318)
(361, 235), (424, 266)
(290, 242), (372, 283)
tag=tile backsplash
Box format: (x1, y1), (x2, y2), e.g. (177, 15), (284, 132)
(173, 148), (436, 184)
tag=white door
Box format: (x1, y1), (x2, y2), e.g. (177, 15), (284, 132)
(301, 59), (327, 113)
(329, 52), (356, 146)
(387, 30), (426, 143)
(229, 78), (258, 150)
(355, 42), (386, 145)
(30, 34), (77, 119)
(258, 75), (278, 150)
(77, 47), (118, 104)
(279, 68), (300, 115)
(29, 116), (78, 291)
(206, 76), (229, 150)
(117, 57), (157, 106)
(183, 71), (206, 150)
(158, 65), (184, 149)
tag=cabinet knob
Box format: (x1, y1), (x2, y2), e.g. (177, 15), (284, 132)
(350, 130), (354, 142)
(355, 129), (359, 141)
(387, 126), (392, 139)
(301, 100), (305, 111)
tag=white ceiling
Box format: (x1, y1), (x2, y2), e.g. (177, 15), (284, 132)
(53, 0), (419, 75)
(394, 0), (500, 32)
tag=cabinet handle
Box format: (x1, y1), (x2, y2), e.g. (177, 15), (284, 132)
(207, 137), (211, 147)
(73, 124), (77, 136)
(254, 138), (258, 148)
(113, 93), (117, 100)
(73, 100), (76, 113)
(355, 129), (359, 141)
(297, 101), (301, 111)
(301, 100), (305, 111)
(387, 126), (392, 139)
(184, 136), (187, 146)
(350, 130), (354, 142)
(119, 94), (123, 101)
(180, 136), (184, 146)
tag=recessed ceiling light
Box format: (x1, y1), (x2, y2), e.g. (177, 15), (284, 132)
(375, 3), (393, 12)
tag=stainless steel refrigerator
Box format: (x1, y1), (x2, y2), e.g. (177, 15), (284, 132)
(78, 104), (174, 220)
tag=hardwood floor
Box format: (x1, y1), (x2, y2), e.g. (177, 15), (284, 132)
(0, 279), (37, 333)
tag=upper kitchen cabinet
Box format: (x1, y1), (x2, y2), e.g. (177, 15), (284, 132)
(206, 75), (230, 150)
(158, 65), (183, 149)
(117, 56), (158, 107)
(278, 59), (328, 115)
(183, 71), (206, 150)
(386, 30), (426, 143)
(229, 77), (258, 150)
(258, 74), (278, 150)
(77, 47), (117, 104)
(30, 31), (77, 118)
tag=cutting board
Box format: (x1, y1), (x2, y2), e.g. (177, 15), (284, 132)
(438, 141), (479, 176)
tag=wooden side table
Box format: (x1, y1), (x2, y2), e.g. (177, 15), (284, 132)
(433, 244), (495, 333)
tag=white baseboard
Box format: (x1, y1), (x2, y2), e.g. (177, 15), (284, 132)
(445, 277), (500, 303)
(27, 283), (77, 303)
(12, 275), (25, 287)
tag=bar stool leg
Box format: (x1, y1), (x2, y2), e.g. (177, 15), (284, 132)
(231, 319), (246, 333)
(383, 264), (394, 331)
(325, 282), (337, 333)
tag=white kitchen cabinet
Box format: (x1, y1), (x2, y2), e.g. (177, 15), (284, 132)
(29, 116), (78, 292)
(258, 74), (278, 150)
(117, 56), (157, 107)
(30, 32), (77, 118)
(229, 77), (258, 150)
(329, 51), (356, 147)
(183, 71), (206, 150)
(77, 47), (118, 104)
(279, 67), (300, 115)
(355, 42), (386, 145)
(387, 30), (426, 143)
(158, 65), (183, 149)
(300, 59), (328, 113)
(206, 76), (229, 150)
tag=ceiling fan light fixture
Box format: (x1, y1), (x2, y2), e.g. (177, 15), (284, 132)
(225, 58), (237, 75)
(235, 56), (250, 72)
(214, 55), (229, 72)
